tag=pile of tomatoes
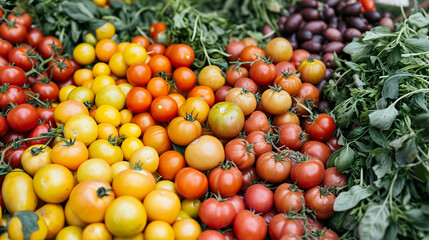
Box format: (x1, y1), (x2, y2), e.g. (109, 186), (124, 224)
(0, 6), (348, 240)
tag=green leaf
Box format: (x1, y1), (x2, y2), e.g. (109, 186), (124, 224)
(369, 128), (390, 148)
(13, 211), (40, 240)
(403, 38), (429, 53)
(382, 224), (398, 240)
(382, 72), (411, 100)
(334, 185), (376, 211)
(359, 205), (390, 240)
(344, 62), (362, 72)
(372, 150), (392, 179)
(70, 21), (81, 43)
(335, 145), (355, 172)
(368, 104), (398, 131)
(61, 1), (94, 22)
(392, 176), (405, 197)
(412, 93), (429, 112)
(409, 12), (429, 28)
(387, 46), (401, 65)
(362, 26), (395, 41)
(395, 137), (417, 165)
(343, 42), (371, 58)
(406, 209), (429, 231)
(326, 147), (342, 168)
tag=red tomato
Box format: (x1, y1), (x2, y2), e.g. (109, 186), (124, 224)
(168, 44), (194, 68)
(246, 131), (273, 158)
(148, 55), (172, 77)
(0, 39), (12, 58)
(225, 195), (245, 215)
(48, 58), (74, 82)
(268, 215), (304, 240)
(291, 158), (325, 189)
(273, 183), (304, 214)
(7, 11), (32, 31)
(320, 229), (339, 240)
(0, 22), (27, 44)
(0, 115), (8, 138)
(226, 65), (248, 86)
(325, 136), (342, 152)
(262, 208), (278, 225)
(233, 210), (267, 240)
(126, 87), (152, 113)
(275, 61), (296, 77)
(240, 167), (258, 192)
(323, 167), (347, 188)
(199, 198), (236, 229)
(249, 61), (276, 85)
(305, 186), (335, 220)
(31, 81), (59, 102)
(239, 46), (265, 69)
(274, 73), (302, 97)
(173, 67), (196, 92)
(215, 86), (232, 103)
(278, 123), (304, 151)
(26, 28), (44, 47)
(198, 230), (226, 240)
(234, 77), (258, 94)
(0, 56), (8, 67)
(37, 36), (63, 59)
(149, 22), (167, 42)
(6, 103), (38, 132)
(0, 66), (26, 86)
(208, 162), (243, 198)
(27, 123), (52, 146)
(300, 141), (332, 165)
(304, 114), (335, 141)
(244, 184), (273, 214)
(127, 63), (152, 87)
(131, 112), (156, 134)
(8, 47), (37, 72)
(290, 49), (310, 67)
(226, 41), (245, 61)
(157, 150), (186, 181)
(243, 111), (270, 134)
(222, 230), (235, 240)
(146, 43), (165, 56)
(291, 83), (319, 116)
(188, 86), (215, 107)
(3, 143), (27, 168)
(1, 131), (27, 143)
(37, 107), (56, 127)
(0, 85), (26, 109)
(150, 96), (178, 122)
(256, 152), (291, 183)
(224, 138), (255, 171)
(175, 167), (208, 199)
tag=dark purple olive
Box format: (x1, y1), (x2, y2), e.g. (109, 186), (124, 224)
(312, 35), (325, 43)
(364, 10), (381, 23)
(326, 0), (340, 7)
(325, 68), (334, 80)
(262, 25), (274, 39)
(310, 53), (322, 60)
(317, 80), (327, 94)
(299, 0), (318, 8)
(382, 12), (392, 18)
(323, 7), (336, 20)
(342, 3), (362, 16)
(380, 17), (394, 31)
(299, 20), (307, 28)
(302, 40), (322, 53)
(323, 41), (344, 53)
(287, 33), (298, 49)
(336, 2), (346, 12)
(318, 101), (329, 112)
(323, 53), (335, 68)
(367, 24), (373, 30)
(284, 14), (303, 34)
(338, 21), (347, 33)
(346, 17), (367, 32)
(297, 29), (313, 42)
(324, 28), (343, 42)
(303, 21), (327, 34)
(301, 8), (320, 21)
(278, 16), (287, 33)
(343, 28), (361, 41)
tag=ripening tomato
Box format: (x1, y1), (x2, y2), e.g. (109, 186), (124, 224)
(2, 170), (38, 214)
(54, 100), (89, 126)
(168, 44), (194, 68)
(175, 167), (208, 199)
(256, 152), (291, 183)
(273, 183), (304, 214)
(143, 125), (171, 155)
(0, 22), (27, 44)
(226, 41), (246, 61)
(109, 52), (128, 78)
(208, 162), (243, 197)
(244, 184), (273, 214)
(179, 97), (210, 124)
(168, 116), (202, 146)
(185, 135), (225, 171)
(127, 63), (152, 87)
(112, 168), (155, 201)
(198, 65), (225, 91)
(147, 77), (169, 98)
(290, 49), (311, 67)
(148, 55), (172, 76)
(224, 138), (255, 170)
(51, 138), (89, 171)
(8, 212), (48, 240)
(147, 43), (166, 56)
(225, 88), (257, 116)
(226, 65), (248, 86)
(249, 61), (276, 85)
(173, 218), (202, 240)
(246, 131), (273, 158)
(95, 85), (127, 110)
(298, 57), (326, 85)
(275, 61), (296, 77)
(149, 22), (167, 41)
(88, 139), (124, 165)
(265, 38), (293, 63)
(305, 186), (335, 220)
(199, 198), (236, 229)
(77, 158), (113, 183)
(21, 144), (52, 176)
(132, 112), (156, 134)
(35, 203), (65, 239)
(233, 210), (267, 240)
(144, 221), (174, 240)
(188, 86), (215, 107)
(278, 123), (304, 151)
(239, 46), (265, 68)
(261, 86), (292, 115)
(291, 158), (325, 189)
(81, 223), (112, 239)
(274, 73), (302, 97)
(63, 114), (98, 146)
(272, 112), (300, 127)
(208, 102), (244, 139)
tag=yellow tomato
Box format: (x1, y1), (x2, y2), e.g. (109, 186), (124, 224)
(8, 212), (47, 240)
(144, 220), (175, 240)
(33, 164), (75, 203)
(114, 233), (144, 240)
(185, 135), (225, 171)
(105, 196), (147, 237)
(117, 82), (133, 97)
(55, 226), (82, 240)
(112, 168), (155, 201)
(109, 52), (128, 77)
(168, 93), (186, 109)
(111, 161), (131, 178)
(67, 86), (95, 104)
(36, 204), (65, 239)
(143, 189), (181, 224)
(77, 158), (113, 183)
(82, 223), (112, 240)
(93, 62), (111, 77)
(54, 100), (89, 126)
(88, 139), (124, 165)
(119, 123), (141, 138)
(197, 65), (225, 91)
(129, 146), (159, 173)
(117, 42), (130, 53)
(73, 43), (96, 65)
(74, 68), (94, 86)
(21, 145), (52, 176)
(175, 210), (191, 221)
(97, 123), (119, 140)
(120, 137), (143, 161)
(51, 139), (89, 171)
(85, 32), (97, 46)
(122, 43), (147, 65)
(82, 79), (93, 89)
(59, 85), (77, 102)
(119, 109), (133, 125)
(91, 75), (115, 94)
(173, 218), (201, 240)
(64, 114), (98, 146)
(64, 201), (87, 228)
(2, 170), (38, 214)
(179, 97), (210, 123)
(95, 22), (115, 41)
(156, 180), (178, 195)
(95, 85), (126, 110)
(94, 104), (121, 127)
(181, 199), (201, 219)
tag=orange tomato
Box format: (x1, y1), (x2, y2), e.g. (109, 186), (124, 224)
(131, 112), (156, 134)
(142, 125), (171, 155)
(188, 86), (215, 107)
(112, 168), (156, 201)
(157, 150), (186, 181)
(147, 77), (169, 98)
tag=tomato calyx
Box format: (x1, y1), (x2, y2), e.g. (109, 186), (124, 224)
(184, 110), (199, 122)
(291, 96), (316, 117)
(0, 83), (10, 94)
(96, 186), (114, 198)
(305, 56), (315, 63)
(28, 145), (47, 156)
(219, 160), (236, 170)
(242, 140), (255, 155)
(318, 186), (336, 197)
(107, 135), (123, 146)
(281, 70), (300, 78)
(60, 137), (77, 147)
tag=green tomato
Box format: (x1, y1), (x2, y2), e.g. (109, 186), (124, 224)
(207, 102), (244, 139)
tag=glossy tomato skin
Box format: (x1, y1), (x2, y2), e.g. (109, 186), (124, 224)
(7, 103), (38, 132)
(246, 131), (273, 158)
(208, 102), (244, 139)
(292, 83), (319, 116)
(0, 39), (12, 58)
(320, 229), (339, 240)
(8, 47), (36, 72)
(185, 135), (225, 172)
(300, 141), (332, 165)
(249, 61), (276, 85)
(243, 111), (270, 134)
(199, 198), (236, 229)
(224, 138), (255, 170)
(225, 195), (246, 215)
(0, 66), (26, 86)
(226, 41), (246, 61)
(234, 77), (258, 94)
(3, 143), (27, 168)
(278, 123), (304, 151)
(274, 183), (304, 214)
(27, 123), (52, 146)
(298, 57), (326, 85)
(256, 152), (292, 183)
(274, 74), (302, 97)
(233, 210), (267, 240)
(244, 184), (274, 214)
(127, 87), (152, 113)
(305, 114), (335, 141)
(323, 167), (347, 188)
(31, 81), (59, 102)
(38, 36), (63, 59)
(0, 22), (27, 44)
(150, 96), (178, 122)
(26, 28), (44, 47)
(291, 158), (325, 189)
(7, 12), (32, 31)
(240, 167), (258, 192)
(0, 115), (8, 138)
(198, 230), (226, 240)
(261, 87), (292, 115)
(215, 86), (232, 103)
(175, 167), (208, 199)
(268, 214), (304, 240)
(48, 58), (74, 82)
(208, 163), (243, 198)
(0, 85), (26, 109)
(37, 107), (56, 127)
(305, 186), (335, 220)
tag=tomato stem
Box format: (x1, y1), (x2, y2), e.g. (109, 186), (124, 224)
(96, 187), (113, 198)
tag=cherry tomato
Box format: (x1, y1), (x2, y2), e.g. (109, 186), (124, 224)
(38, 36), (63, 59)
(150, 96), (178, 122)
(7, 103), (38, 132)
(0, 85), (26, 109)
(0, 66), (26, 86)
(175, 167), (208, 199)
(0, 22), (27, 44)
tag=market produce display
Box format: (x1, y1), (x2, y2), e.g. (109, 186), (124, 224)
(0, 0), (427, 239)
